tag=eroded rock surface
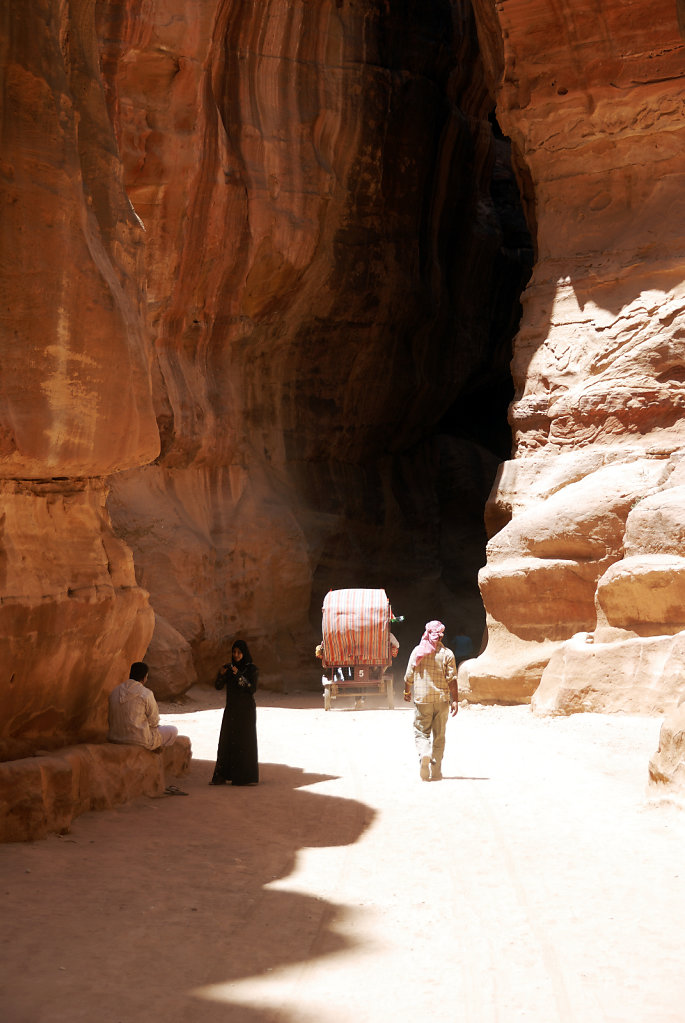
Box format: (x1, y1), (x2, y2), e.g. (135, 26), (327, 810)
(461, 0), (685, 711)
(0, 736), (191, 843)
(649, 703), (685, 803)
(0, 2), (158, 757)
(9, 0), (682, 830)
(100, 0), (520, 691)
(2, 1), (523, 774)
(0, 479), (153, 760)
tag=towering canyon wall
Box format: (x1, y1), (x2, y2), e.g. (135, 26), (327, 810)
(99, 0), (514, 694)
(6, 0), (682, 763)
(12, 0), (682, 770)
(1, 0), (517, 757)
(0, 1), (157, 758)
(461, 0), (685, 713)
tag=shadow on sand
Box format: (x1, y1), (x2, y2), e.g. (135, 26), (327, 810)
(0, 757), (375, 1023)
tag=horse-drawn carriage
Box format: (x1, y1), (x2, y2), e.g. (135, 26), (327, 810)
(318, 588), (398, 710)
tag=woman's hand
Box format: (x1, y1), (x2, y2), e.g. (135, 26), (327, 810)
(215, 664), (230, 690)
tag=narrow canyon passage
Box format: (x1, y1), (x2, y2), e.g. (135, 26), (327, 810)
(2, 691), (684, 1023)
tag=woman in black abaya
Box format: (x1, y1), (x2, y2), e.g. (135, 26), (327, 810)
(210, 639), (259, 785)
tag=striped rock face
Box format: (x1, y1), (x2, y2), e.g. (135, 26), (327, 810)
(98, 0), (521, 693)
(0, 2), (158, 757)
(2, 1), (521, 743)
(7, 0), (683, 754)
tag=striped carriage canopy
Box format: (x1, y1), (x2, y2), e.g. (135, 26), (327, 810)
(321, 588), (393, 667)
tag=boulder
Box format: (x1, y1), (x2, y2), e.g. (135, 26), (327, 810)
(458, 624), (558, 703)
(648, 703), (685, 803)
(597, 555), (685, 634)
(533, 632), (685, 716)
(465, 459), (669, 702)
(624, 485), (685, 555)
(0, 737), (191, 843)
(0, 480), (154, 760)
(143, 616), (199, 700)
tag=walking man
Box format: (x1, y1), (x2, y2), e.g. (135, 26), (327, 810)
(403, 621), (458, 780)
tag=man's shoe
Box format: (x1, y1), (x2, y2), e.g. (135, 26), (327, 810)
(431, 764), (443, 781)
(420, 756), (430, 781)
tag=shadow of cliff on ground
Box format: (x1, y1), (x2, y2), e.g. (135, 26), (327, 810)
(0, 757), (374, 1023)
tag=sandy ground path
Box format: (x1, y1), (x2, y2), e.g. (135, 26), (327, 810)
(1, 688), (684, 1023)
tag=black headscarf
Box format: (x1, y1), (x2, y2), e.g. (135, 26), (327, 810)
(232, 639), (253, 665)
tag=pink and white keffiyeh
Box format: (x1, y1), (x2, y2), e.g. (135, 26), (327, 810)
(414, 620), (445, 663)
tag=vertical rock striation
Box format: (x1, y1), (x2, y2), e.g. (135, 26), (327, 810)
(100, 0), (516, 693)
(0, 0), (529, 754)
(0, 1), (158, 757)
(462, 0), (685, 711)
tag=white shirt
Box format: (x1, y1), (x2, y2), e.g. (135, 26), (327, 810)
(108, 679), (162, 750)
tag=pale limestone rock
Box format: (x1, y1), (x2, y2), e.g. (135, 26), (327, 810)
(624, 486), (685, 555)
(597, 556), (685, 634)
(649, 703), (685, 802)
(532, 480), (685, 714)
(458, 625), (558, 703)
(533, 632), (685, 716)
(466, 459), (670, 701)
(467, 0), (685, 708)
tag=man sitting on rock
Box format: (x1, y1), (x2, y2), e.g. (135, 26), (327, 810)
(108, 662), (178, 751)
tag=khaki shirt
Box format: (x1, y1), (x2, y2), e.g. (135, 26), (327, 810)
(404, 643), (456, 704)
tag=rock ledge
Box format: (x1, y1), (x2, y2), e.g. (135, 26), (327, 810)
(0, 737), (191, 843)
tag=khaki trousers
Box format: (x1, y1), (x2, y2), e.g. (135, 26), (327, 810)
(413, 701), (448, 766)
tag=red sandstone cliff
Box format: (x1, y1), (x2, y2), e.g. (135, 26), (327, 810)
(0, 0), (157, 758)
(1, 0), (511, 754)
(5, 0), (683, 779)
(461, 0), (685, 714)
(99, 0), (510, 695)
